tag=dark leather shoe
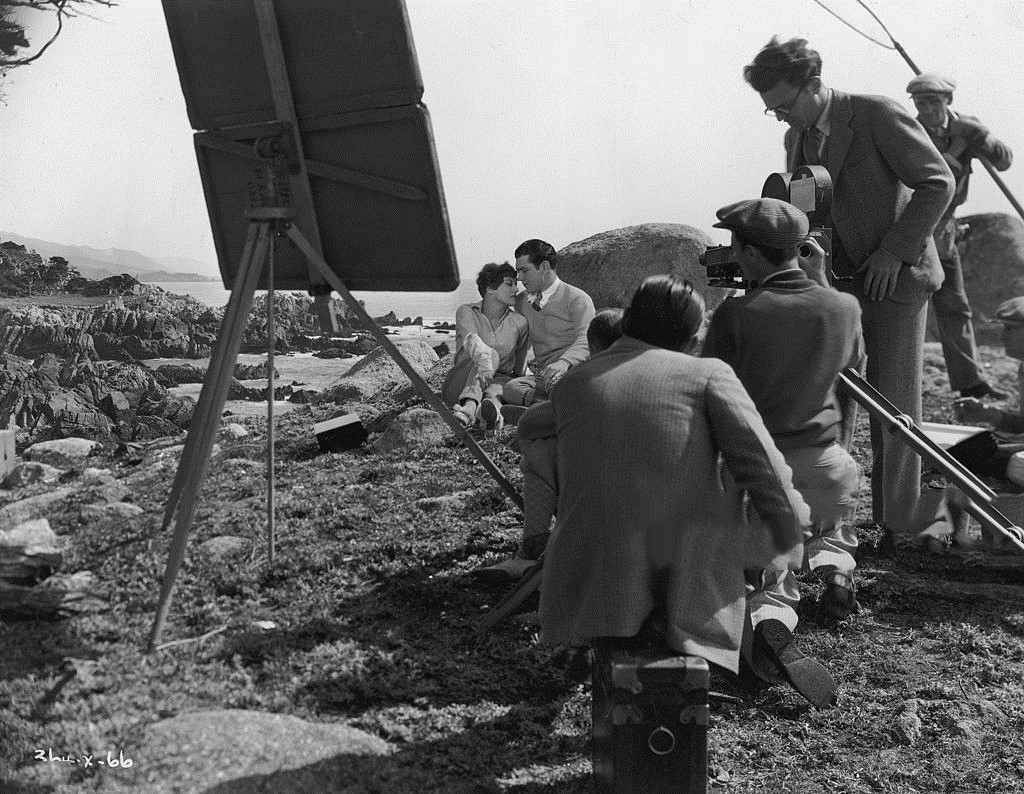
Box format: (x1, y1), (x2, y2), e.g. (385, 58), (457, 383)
(960, 382), (1007, 400)
(820, 570), (859, 622)
(480, 397), (503, 430)
(752, 619), (838, 708)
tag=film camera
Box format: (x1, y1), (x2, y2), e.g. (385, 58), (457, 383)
(700, 164), (838, 288)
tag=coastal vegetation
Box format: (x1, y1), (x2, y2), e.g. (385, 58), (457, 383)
(0, 236), (1022, 791)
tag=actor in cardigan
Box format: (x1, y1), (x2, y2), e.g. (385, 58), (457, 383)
(503, 239), (595, 407)
(744, 37), (954, 544)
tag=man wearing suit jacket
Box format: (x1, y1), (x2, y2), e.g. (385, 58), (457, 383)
(744, 37), (954, 544)
(503, 239), (596, 408)
(539, 275), (822, 689)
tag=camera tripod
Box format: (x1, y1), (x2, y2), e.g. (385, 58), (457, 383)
(147, 140), (523, 652)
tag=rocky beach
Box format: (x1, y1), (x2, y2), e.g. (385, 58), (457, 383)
(2, 220), (1024, 791)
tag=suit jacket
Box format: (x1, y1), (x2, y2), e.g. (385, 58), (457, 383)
(702, 269), (864, 450)
(538, 336), (810, 673)
(515, 280), (595, 371)
(785, 91), (954, 302)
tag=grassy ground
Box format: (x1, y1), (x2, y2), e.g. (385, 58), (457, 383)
(1, 342), (1023, 792)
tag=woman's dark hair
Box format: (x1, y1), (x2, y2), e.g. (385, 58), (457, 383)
(622, 275), (705, 351)
(476, 262), (517, 297)
(743, 36), (822, 93)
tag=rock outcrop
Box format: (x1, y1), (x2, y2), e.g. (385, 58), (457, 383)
(0, 354), (194, 448)
(960, 212), (1024, 324)
(556, 222), (727, 312)
(110, 709), (392, 793)
(317, 339), (439, 403)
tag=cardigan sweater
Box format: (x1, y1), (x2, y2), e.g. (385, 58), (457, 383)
(515, 280), (595, 371)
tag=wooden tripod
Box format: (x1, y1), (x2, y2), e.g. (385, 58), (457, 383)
(146, 198), (524, 652)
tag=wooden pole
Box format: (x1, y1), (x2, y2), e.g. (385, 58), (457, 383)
(148, 223), (269, 652)
(284, 224), (524, 512)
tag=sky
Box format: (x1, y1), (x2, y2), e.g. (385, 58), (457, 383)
(2, 0), (1023, 283)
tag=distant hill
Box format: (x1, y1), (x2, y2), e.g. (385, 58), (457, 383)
(0, 232), (219, 283)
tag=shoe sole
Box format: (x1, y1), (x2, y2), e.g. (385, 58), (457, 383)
(756, 620), (838, 708)
(480, 399), (501, 430)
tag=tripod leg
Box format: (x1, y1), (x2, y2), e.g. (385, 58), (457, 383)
(283, 224), (524, 513)
(148, 223), (271, 652)
(162, 223), (265, 527)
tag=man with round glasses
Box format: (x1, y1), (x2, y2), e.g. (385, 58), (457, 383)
(744, 37), (954, 550)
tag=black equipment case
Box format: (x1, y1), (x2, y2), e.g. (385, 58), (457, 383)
(592, 647), (709, 793)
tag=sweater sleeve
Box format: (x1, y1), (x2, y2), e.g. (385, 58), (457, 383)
(953, 114), (1014, 172)
(453, 304), (477, 357)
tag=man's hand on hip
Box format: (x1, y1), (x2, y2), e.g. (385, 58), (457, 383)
(859, 248), (903, 301)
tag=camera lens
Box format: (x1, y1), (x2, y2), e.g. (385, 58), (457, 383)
(798, 243), (811, 258)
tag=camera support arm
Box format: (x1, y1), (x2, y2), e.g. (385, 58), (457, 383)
(838, 368), (1024, 553)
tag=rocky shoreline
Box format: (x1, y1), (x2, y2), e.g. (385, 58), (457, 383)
(3, 211), (1022, 453)
(0, 276), (454, 452)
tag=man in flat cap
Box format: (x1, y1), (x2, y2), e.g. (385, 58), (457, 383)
(702, 198), (862, 696)
(908, 72), (1014, 401)
(744, 37), (954, 549)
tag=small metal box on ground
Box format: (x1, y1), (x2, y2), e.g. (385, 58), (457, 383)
(314, 414), (368, 453)
(592, 646), (709, 793)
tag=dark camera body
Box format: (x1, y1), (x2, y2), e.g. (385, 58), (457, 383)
(698, 244), (743, 288)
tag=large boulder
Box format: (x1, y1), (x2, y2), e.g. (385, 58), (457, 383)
(23, 437), (102, 467)
(556, 223), (728, 312)
(318, 339), (439, 403)
(0, 518), (62, 584)
(960, 212), (1024, 326)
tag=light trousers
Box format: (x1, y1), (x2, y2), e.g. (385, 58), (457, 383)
(747, 442), (861, 631)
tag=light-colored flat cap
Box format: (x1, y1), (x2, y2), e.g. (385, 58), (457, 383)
(907, 72), (956, 96)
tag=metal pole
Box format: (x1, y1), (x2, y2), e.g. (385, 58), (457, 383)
(838, 369), (1024, 553)
(284, 224), (525, 512)
(884, 23), (1024, 223)
(266, 226), (276, 567)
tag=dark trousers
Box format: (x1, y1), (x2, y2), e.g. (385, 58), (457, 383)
(931, 240), (985, 392)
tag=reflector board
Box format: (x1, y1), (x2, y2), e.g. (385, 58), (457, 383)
(161, 0), (459, 292)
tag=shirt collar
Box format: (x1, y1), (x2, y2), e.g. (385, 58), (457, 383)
(757, 266), (805, 287)
(534, 276), (561, 306)
(473, 300), (511, 321)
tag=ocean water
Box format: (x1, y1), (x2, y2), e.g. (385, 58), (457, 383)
(151, 280), (482, 325)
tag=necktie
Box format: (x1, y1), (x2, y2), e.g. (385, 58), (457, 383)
(531, 295), (542, 311)
(803, 126), (824, 166)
